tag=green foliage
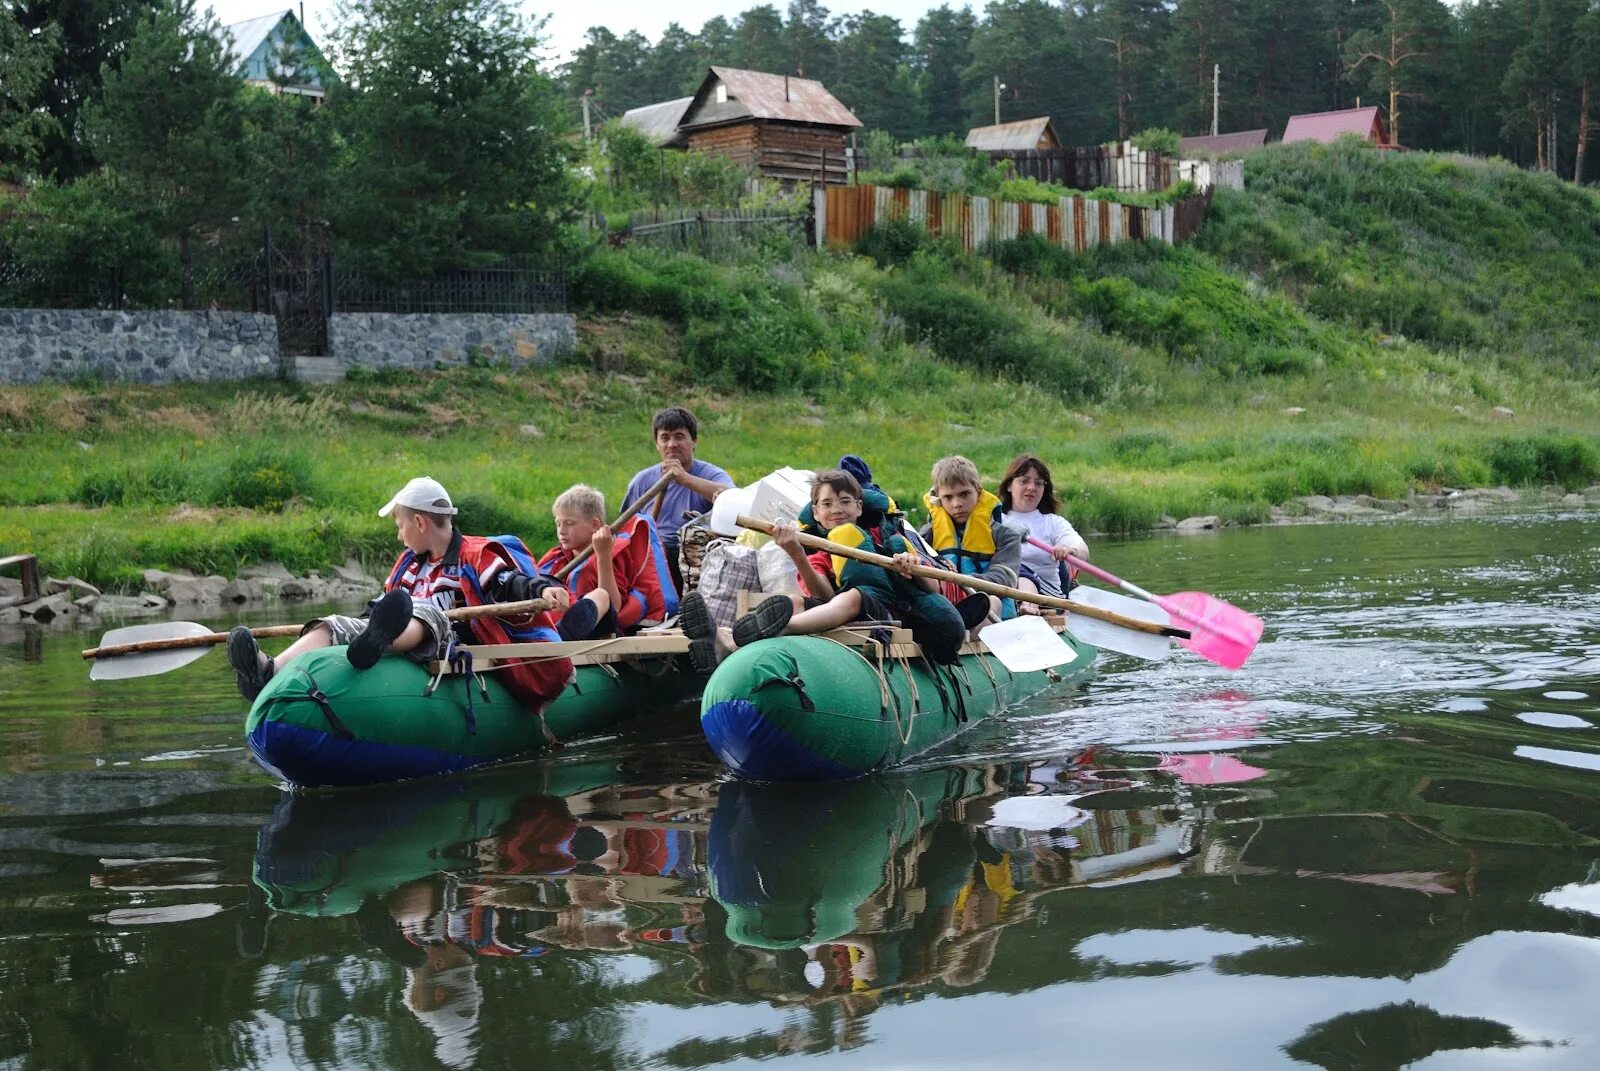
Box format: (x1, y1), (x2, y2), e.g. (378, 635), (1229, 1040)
(1486, 436), (1600, 490)
(871, 250), (1133, 403)
(1131, 128), (1180, 156)
(1201, 143), (1600, 370)
(327, 0), (577, 275)
(570, 246), (830, 391)
(588, 121), (760, 214)
(855, 218), (931, 266)
(209, 445), (318, 510)
(0, 10), (60, 180)
(81, 1), (245, 245)
(991, 234), (1338, 377)
(452, 492), (541, 538)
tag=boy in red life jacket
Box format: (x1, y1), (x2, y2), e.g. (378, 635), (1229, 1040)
(225, 476), (574, 710)
(535, 484), (678, 639)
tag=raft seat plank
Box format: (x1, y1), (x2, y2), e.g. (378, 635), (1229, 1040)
(429, 633), (691, 673)
(430, 615), (1069, 673)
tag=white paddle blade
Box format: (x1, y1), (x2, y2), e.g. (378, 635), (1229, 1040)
(89, 621), (219, 682)
(978, 615), (1083, 673)
(1066, 586), (1176, 661)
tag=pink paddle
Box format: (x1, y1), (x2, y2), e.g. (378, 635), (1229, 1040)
(1025, 536), (1264, 670)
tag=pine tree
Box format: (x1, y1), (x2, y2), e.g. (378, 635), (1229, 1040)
(0, 8), (60, 181)
(328, 0), (576, 275)
(913, 6), (977, 139)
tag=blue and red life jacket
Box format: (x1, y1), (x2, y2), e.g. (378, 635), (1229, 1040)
(534, 515), (678, 632)
(386, 531), (572, 707)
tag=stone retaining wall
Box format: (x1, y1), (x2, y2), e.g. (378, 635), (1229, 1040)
(0, 309), (279, 385)
(329, 312), (576, 370)
(0, 308), (577, 385)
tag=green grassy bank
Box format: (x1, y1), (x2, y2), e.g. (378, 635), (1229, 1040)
(3, 142), (1599, 591)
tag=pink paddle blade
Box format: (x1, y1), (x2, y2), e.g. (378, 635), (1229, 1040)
(1156, 591), (1264, 671)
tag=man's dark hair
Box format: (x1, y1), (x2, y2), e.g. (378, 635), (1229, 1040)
(652, 406), (699, 440)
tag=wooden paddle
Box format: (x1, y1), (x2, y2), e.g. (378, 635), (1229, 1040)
(551, 472), (673, 581)
(81, 598), (556, 680)
(736, 516), (1189, 640)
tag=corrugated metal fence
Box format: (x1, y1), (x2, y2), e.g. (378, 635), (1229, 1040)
(815, 184), (1214, 253)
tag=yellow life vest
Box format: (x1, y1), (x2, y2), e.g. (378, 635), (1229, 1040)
(923, 488), (1002, 574)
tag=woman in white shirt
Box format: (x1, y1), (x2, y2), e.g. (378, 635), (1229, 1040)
(997, 453), (1088, 607)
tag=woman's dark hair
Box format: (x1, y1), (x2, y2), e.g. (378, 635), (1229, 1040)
(652, 406), (699, 440)
(998, 453), (1058, 514)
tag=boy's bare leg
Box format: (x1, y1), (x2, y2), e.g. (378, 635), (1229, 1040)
(271, 623), (334, 672)
(783, 589), (863, 635)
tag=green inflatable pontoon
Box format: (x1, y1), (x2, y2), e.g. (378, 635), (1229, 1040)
(700, 631), (1095, 781)
(246, 645), (701, 789)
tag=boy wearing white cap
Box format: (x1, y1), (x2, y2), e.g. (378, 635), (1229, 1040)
(226, 477), (577, 709)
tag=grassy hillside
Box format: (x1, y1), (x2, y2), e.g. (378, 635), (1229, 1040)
(3, 142), (1598, 591)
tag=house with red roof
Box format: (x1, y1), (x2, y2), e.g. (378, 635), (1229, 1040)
(1281, 106), (1396, 149)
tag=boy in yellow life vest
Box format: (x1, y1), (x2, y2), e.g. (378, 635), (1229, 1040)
(678, 468), (973, 666)
(919, 455), (1022, 626)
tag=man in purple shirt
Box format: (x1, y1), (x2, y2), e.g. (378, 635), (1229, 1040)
(621, 406), (734, 593)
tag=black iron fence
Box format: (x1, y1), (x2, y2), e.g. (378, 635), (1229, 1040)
(0, 230), (567, 357)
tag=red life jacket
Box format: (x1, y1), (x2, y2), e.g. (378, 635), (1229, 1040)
(535, 515), (678, 633)
(386, 531), (573, 708)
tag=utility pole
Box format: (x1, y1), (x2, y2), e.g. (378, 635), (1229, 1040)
(581, 89), (594, 143)
(993, 75), (1004, 126)
(1212, 64), (1220, 137)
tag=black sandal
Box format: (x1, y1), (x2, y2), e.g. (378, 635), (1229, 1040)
(227, 625), (274, 700)
(731, 595), (793, 647)
(347, 589), (413, 670)
(679, 590), (713, 641)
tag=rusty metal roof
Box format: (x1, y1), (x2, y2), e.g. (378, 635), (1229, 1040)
(965, 117), (1059, 151)
(679, 67), (862, 131)
(620, 97), (693, 147)
(1179, 129), (1268, 156)
(1282, 107), (1388, 146)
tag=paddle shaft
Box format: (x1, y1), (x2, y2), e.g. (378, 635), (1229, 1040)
(552, 472), (674, 581)
(80, 597), (555, 660)
(740, 516), (1188, 639)
(1023, 535), (1154, 599)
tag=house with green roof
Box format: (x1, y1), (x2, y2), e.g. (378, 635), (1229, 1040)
(213, 8), (334, 100)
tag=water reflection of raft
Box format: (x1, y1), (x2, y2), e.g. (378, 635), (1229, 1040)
(246, 636), (701, 789)
(700, 624), (1095, 782)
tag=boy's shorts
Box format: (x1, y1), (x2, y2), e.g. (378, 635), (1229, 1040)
(306, 596), (454, 663)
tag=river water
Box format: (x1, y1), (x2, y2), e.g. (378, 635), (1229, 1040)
(2, 513), (1598, 1070)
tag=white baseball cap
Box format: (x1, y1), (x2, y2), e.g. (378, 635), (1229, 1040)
(378, 476), (458, 517)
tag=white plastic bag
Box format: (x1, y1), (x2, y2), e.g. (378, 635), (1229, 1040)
(757, 540), (800, 595)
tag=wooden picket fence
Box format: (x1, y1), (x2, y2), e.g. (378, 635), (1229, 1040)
(814, 184), (1214, 253)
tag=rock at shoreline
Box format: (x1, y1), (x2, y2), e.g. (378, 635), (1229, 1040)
(20, 594), (74, 622)
(239, 561), (294, 581)
(220, 579), (263, 604)
(1176, 515), (1221, 532)
(334, 558), (380, 588)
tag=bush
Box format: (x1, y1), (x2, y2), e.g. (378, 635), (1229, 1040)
(209, 446), (317, 510)
(856, 218), (929, 266)
(1132, 128), (1180, 156)
(1486, 435), (1600, 489)
(453, 492), (542, 539)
